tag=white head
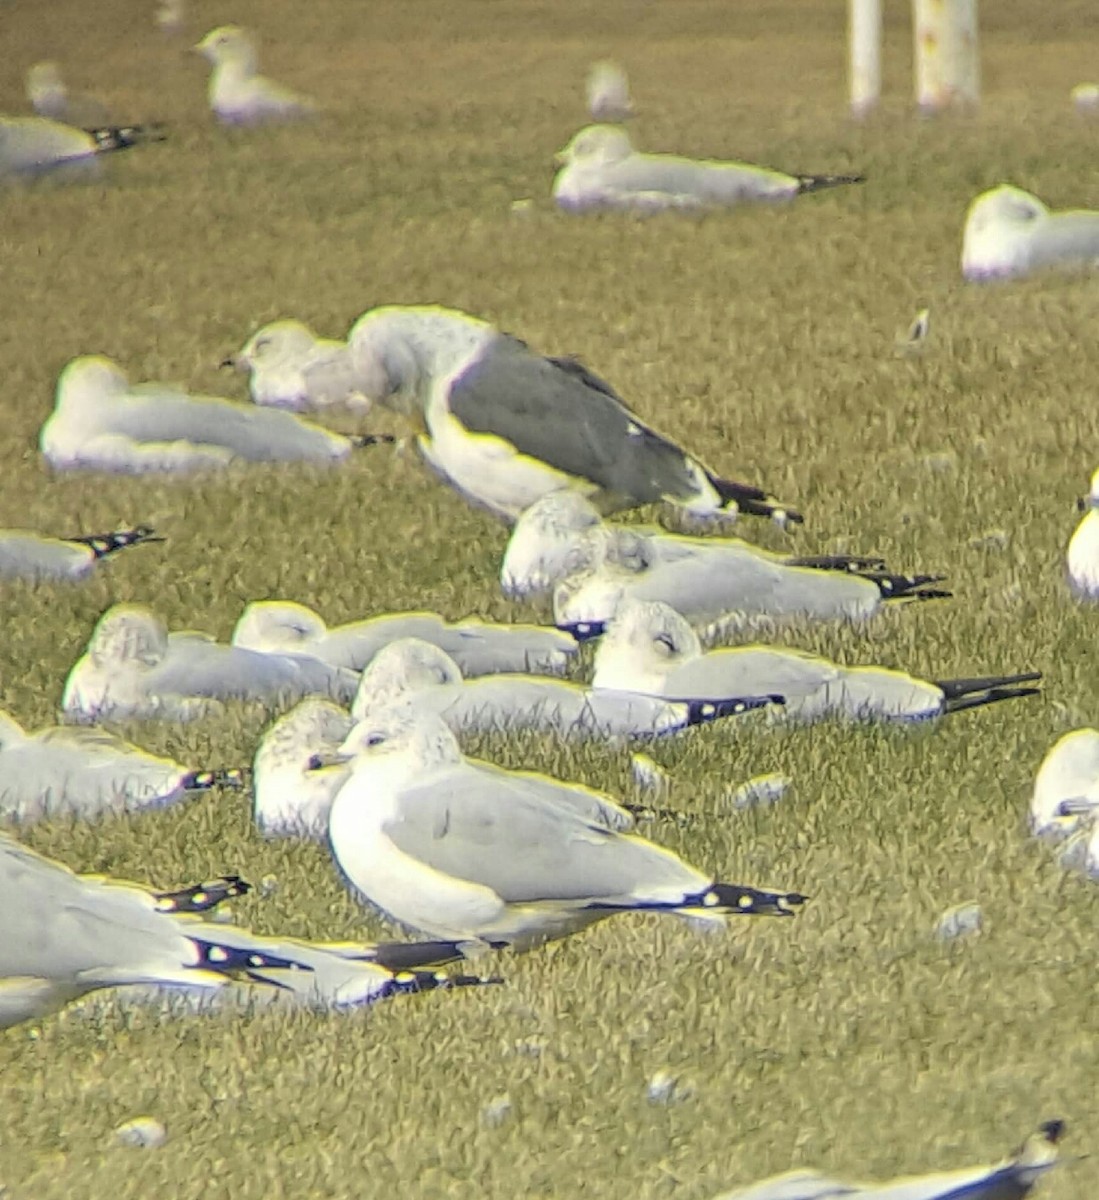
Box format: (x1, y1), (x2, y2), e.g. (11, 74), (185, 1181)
(553, 565), (628, 627)
(501, 492), (607, 597)
(229, 320), (320, 374)
(54, 355), (130, 415)
(1031, 728), (1099, 836)
(351, 637), (463, 722)
(232, 601), (327, 652)
(26, 62), (66, 105)
(87, 605), (170, 670)
(966, 185), (1049, 232)
(592, 598), (701, 692)
(194, 25), (258, 72)
(961, 185), (1048, 281)
(586, 61), (633, 119)
(336, 707), (463, 774)
(556, 124), (634, 168)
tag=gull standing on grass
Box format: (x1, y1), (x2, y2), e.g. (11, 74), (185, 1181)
(324, 707), (807, 951)
(502, 491), (948, 625)
(0, 117), (164, 182)
(0, 709), (246, 824)
(232, 599), (578, 676)
(224, 320), (370, 414)
(1067, 467), (1099, 597)
(194, 26), (318, 125)
(349, 636), (784, 739)
(0, 525), (160, 582)
(40, 355), (384, 473)
(590, 599), (1042, 724)
(552, 125), (864, 213)
(346, 304), (799, 523)
(61, 604), (360, 723)
(961, 184), (1099, 281)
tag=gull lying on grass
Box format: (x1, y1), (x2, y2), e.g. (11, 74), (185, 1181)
(0, 710), (246, 824)
(347, 304), (799, 523)
(0, 525), (161, 582)
(961, 184), (1099, 281)
(1066, 467), (1099, 597)
(349, 636), (785, 738)
(1030, 728), (1099, 837)
(40, 355), (384, 473)
(232, 599), (578, 676)
(194, 26), (318, 126)
(552, 125), (864, 213)
(325, 707), (807, 951)
(224, 320), (369, 414)
(1072, 83), (1099, 114)
(0, 117), (165, 181)
(62, 604), (360, 724)
(0, 837), (494, 1027)
(26, 62), (110, 127)
(502, 492), (948, 626)
(587, 61), (635, 122)
(713, 1119), (1068, 1200)
(590, 599), (1042, 724)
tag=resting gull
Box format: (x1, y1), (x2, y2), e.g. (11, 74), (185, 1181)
(552, 125), (864, 213)
(0, 117), (164, 182)
(1030, 728), (1099, 837)
(40, 355), (383, 473)
(961, 184), (1099, 281)
(26, 62), (110, 127)
(349, 636), (783, 738)
(194, 26), (318, 125)
(232, 599), (578, 676)
(223, 320), (369, 414)
(61, 603), (360, 723)
(346, 304), (799, 523)
(586, 61), (635, 122)
(502, 491), (948, 625)
(0, 525), (161, 582)
(325, 707), (806, 950)
(1067, 467), (1099, 597)
(590, 598), (1042, 724)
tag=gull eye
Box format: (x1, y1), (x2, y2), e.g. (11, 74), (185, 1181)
(365, 733), (387, 748)
(653, 632), (676, 655)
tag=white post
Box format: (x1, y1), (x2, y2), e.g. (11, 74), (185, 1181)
(849, 0), (882, 117)
(914, 0), (980, 112)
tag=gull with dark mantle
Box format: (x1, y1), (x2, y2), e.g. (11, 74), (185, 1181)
(346, 304), (799, 524)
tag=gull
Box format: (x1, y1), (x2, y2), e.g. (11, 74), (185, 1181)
(324, 707), (807, 950)
(502, 492), (948, 625)
(1067, 467), (1099, 597)
(25, 62), (110, 127)
(591, 599), (1042, 724)
(1071, 83), (1099, 114)
(40, 355), (384, 473)
(349, 636), (784, 738)
(61, 604), (360, 724)
(194, 26), (318, 126)
(0, 525), (161, 582)
(346, 304), (800, 523)
(0, 836), (494, 1026)
(223, 320), (370, 414)
(0, 709), (245, 824)
(713, 1120), (1069, 1200)
(232, 599), (578, 676)
(586, 61), (635, 122)
(552, 125), (865, 213)
(961, 184), (1099, 281)
(1030, 728), (1099, 837)
(155, 0), (185, 34)
(0, 117), (165, 182)
(253, 698), (354, 839)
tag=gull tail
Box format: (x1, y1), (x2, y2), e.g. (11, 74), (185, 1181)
(84, 123), (168, 154)
(680, 694), (785, 727)
(935, 671), (1043, 714)
(786, 554), (888, 573)
(706, 473), (804, 525)
(375, 969), (504, 1000)
(154, 875), (251, 914)
(186, 936), (313, 985)
(859, 570), (952, 603)
(347, 433), (397, 449)
(64, 526), (164, 559)
(180, 767), (251, 792)
(795, 171), (866, 195)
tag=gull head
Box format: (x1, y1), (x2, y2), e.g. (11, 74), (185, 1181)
(961, 185), (1048, 281)
(553, 564), (628, 628)
(194, 25), (257, 71)
(228, 319), (321, 374)
(334, 707), (463, 773)
(88, 605), (170, 669)
(1078, 466), (1099, 512)
(351, 637), (463, 722)
(55, 355), (131, 415)
(556, 124), (634, 167)
(1030, 728), (1099, 837)
(501, 491), (606, 597)
(586, 61), (634, 121)
(592, 598), (701, 692)
(26, 62), (66, 112)
(232, 601), (327, 653)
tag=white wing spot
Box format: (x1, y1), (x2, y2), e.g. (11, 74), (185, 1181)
(207, 946), (229, 964)
(703, 891), (719, 907)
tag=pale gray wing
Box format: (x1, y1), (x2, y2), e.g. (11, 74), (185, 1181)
(663, 648), (837, 701)
(0, 118), (97, 177)
(607, 153), (795, 203)
(109, 388), (347, 461)
(301, 345), (361, 406)
(436, 624), (577, 676)
(714, 1172), (858, 1200)
(384, 771), (699, 904)
(1030, 212), (1099, 271)
(152, 641), (353, 703)
(0, 533), (90, 581)
(321, 614), (451, 670)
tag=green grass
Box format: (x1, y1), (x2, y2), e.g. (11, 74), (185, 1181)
(2, 0), (1099, 1196)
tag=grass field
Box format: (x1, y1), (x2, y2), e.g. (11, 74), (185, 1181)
(3, 0), (1099, 1196)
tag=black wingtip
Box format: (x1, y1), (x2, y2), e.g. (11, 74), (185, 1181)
(1039, 1119), (1066, 1144)
(708, 475), (803, 524)
(795, 172), (866, 194)
(188, 937), (313, 977)
(84, 123), (169, 153)
(155, 874), (251, 914)
(695, 882), (809, 917)
(944, 685), (1042, 714)
(935, 671), (1043, 702)
(65, 526), (164, 559)
(863, 571), (952, 602)
(379, 970), (504, 999)
(681, 694), (785, 726)
(366, 940), (471, 972)
(181, 767), (250, 791)
(785, 554), (888, 573)
(557, 620), (607, 644)
(348, 434), (397, 449)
